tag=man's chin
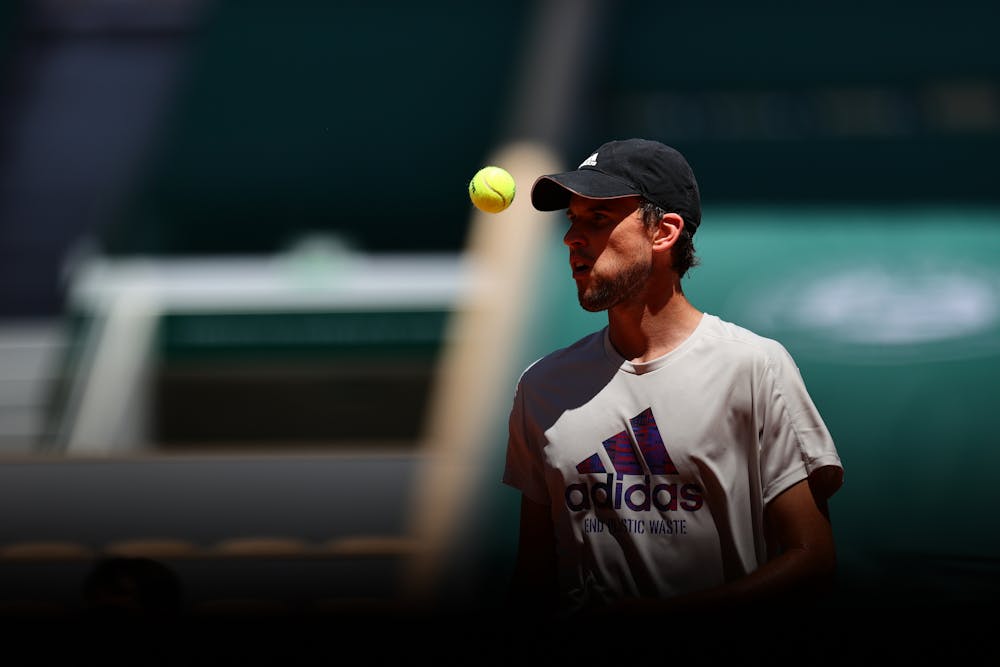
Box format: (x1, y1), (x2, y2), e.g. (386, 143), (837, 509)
(577, 292), (610, 313)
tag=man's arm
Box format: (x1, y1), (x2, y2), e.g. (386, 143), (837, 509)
(615, 476), (836, 614)
(506, 493), (559, 615)
(712, 475), (837, 604)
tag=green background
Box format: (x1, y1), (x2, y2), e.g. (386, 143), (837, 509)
(463, 205), (1000, 608)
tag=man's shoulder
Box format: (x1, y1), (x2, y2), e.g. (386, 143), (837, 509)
(699, 313), (792, 362)
(519, 328), (608, 381)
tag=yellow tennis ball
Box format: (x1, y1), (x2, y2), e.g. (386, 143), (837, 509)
(468, 166), (516, 213)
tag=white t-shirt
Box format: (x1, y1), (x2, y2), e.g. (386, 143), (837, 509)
(503, 313), (843, 613)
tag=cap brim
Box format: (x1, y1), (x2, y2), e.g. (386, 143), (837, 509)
(530, 170), (641, 211)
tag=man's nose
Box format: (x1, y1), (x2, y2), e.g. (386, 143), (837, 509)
(563, 224), (585, 248)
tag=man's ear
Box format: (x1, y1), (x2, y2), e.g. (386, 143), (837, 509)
(651, 212), (684, 253)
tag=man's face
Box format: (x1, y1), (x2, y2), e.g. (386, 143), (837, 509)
(563, 194), (652, 312)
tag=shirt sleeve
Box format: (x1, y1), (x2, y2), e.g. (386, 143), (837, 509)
(501, 376), (551, 506)
(758, 341), (844, 505)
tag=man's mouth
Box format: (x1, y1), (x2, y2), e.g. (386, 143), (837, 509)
(571, 258), (591, 277)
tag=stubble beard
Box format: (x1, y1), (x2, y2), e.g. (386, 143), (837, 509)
(577, 259), (652, 312)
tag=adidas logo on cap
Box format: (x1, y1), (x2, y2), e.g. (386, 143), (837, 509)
(578, 152), (598, 168)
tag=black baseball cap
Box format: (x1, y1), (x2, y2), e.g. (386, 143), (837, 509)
(530, 138), (702, 234)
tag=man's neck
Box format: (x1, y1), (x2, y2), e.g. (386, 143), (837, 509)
(606, 291), (703, 364)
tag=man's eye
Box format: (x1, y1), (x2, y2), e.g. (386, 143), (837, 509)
(567, 213), (608, 226)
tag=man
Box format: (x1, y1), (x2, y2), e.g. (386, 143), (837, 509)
(502, 138), (844, 619)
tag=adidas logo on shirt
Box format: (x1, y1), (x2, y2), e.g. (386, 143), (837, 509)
(565, 408), (704, 512)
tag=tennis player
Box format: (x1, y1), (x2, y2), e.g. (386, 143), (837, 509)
(502, 138), (844, 619)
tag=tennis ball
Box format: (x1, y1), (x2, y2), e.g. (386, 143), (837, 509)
(469, 166), (516, 213)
